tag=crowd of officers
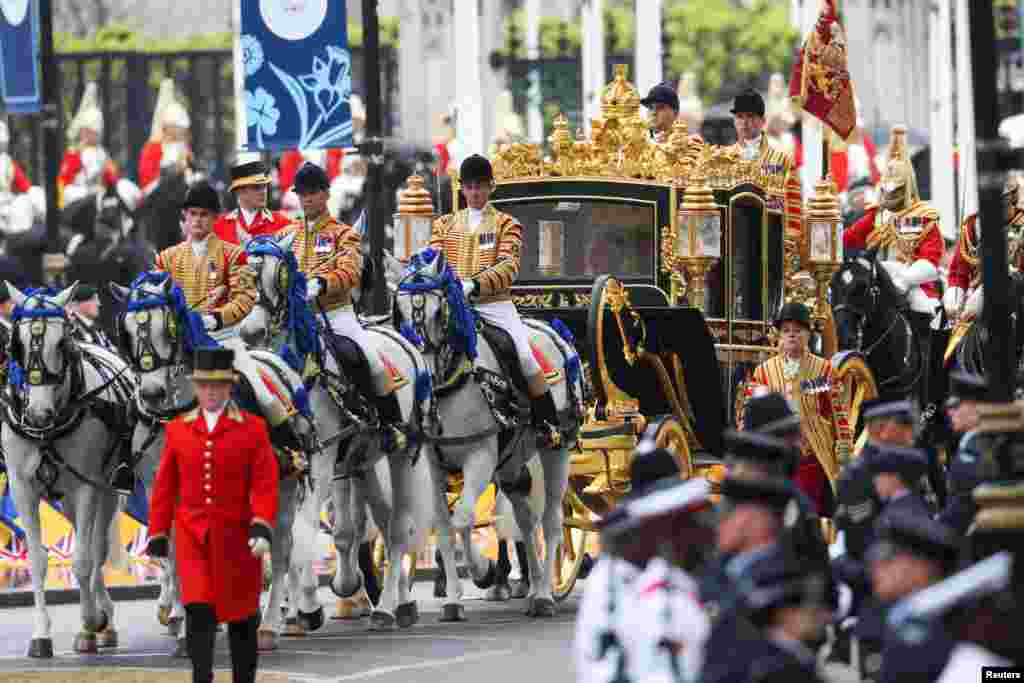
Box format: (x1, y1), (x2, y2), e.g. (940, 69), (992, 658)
(575, 373), (1023, 683)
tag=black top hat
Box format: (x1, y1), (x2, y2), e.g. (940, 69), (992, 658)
(190, 346), (236, 382)
(731, 89), (766, 118)
(459, 154), (494, 184)
(182, 181), (221, 213)
(626, 444), (682, 501)
(742, 393), (801, 436)
(640, 82), (680, 112)
(866, 444), (928, 479)
(741, 550), (828, 614)
(70, 284), (98, 303)
(719, 475), (794, 512)
(863, 400), (915, 425)
(774, 301), (812, 330)
(229, 159), (271, 192)
(293, 162), (331, 194)
(723, 429), (798, 468)
(869, 509), (959, 572)
(948, 370), (988, 407)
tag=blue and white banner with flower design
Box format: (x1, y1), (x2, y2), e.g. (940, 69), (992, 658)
(0, 0), (41, 115)
(238, 0), (352, 152)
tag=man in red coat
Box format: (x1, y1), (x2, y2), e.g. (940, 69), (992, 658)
(213, 158), (291, 247)
(146, 346), (279, 683)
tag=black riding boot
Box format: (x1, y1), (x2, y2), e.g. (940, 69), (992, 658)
(185, 603), (217, 683)
(227, 614), (260, 683)
(530, 390), (561, 449)
(109, 437), (136, 497)
(515, 540), (531, 588)
(374, 392), (407, 453)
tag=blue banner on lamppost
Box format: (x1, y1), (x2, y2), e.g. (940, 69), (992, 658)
(239, 0), (353, 152)
(0, 0), (41, 114)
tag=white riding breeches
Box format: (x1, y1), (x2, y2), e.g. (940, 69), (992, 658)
(325, 306), (390, 395)
(476, 301), (542, 378)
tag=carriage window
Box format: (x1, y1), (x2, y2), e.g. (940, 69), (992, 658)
(490, 199), (656, 281)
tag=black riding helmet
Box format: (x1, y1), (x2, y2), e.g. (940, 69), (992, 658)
(294, 162), (331, 195)
(459, 154), (493, 185)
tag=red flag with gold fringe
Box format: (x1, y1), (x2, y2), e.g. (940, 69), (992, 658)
(788, 0), (858, 141)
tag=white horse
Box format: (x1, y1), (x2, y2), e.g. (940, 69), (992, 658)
(239, 232), (443, 629)
(2, 282), (133, 657)
(384, 248), (582, 617)
(111, 272), (323, 652)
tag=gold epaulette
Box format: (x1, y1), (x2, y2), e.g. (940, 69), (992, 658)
(182, 407), (201, 423)
(901, 201), (940, 222)
(960, 214), (980, 267)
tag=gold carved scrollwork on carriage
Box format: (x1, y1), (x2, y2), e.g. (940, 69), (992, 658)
(512, 293), (555, 308)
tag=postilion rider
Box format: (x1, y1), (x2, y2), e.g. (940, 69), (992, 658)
(741, 301), (852, 516)
(430, 153), (562, 448)
(278, 162), (406, 452)
(213, 155), (292, 247)
(146, 346), (279, 683)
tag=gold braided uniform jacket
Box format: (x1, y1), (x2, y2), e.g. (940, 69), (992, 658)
(276, 213), (361, 312)
(740, 352), (852, 486)
(153, 235), (254, 328)
(429, 205), (523, 305)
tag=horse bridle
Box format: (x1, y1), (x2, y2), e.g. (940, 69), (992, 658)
(397, 272), (451, 366)
(246, 252), (291, 347)
(126, 302), (182, 374)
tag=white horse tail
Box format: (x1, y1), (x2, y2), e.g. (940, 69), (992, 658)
(106, 497), (129, 572)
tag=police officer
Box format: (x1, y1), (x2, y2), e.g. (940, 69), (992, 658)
(702, 551), (830, 683)
(146, 346), (279, 683)
(938, 370), (989, 534)
(575, 443), (699, 683)
(854, 510), (959, 682)
(866, 443), (933, 524)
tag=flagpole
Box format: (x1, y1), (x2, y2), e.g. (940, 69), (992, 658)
(39, 0), (63, 287)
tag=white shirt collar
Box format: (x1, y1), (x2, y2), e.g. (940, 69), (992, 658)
(467, 207), (484, 232)
(203, 405), (225, 432)
(740, 134), (763, 161)
(190, 234), (210, 257)
(239, 206), (258, 227)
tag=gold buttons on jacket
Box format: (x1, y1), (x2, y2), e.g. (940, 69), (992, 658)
(206, 498), (212, 504)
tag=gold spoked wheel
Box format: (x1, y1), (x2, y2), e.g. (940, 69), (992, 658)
(553, 487), (594, 602)
(643, 416), (693, 479)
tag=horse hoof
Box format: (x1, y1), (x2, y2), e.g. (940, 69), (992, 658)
(526, 597), (556, 618)
(97, 627), (118, 648)
(439, 603), (466, 623)
(257, 629), (279, 652)
(396, 602), (419, 628)
(510, 580), (530, 600)
(298, 606), (325, 632)
(73, 632), (98, 654)
(472, 561), (496, 590)
(484, 584), (511, 602)
(27, 638), (53, 659)
(282, 617), (305, 638)
(330, 574), (364, 599)
(157, 604), (172, 626)
(166, 617), (183, 637)
(173, 638), (190, 658)
(85, 611), (109, 635)
(332, 591), (371, 620)
(370, 610), (396, 631)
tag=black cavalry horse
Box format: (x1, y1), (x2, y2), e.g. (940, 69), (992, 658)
(830, 251), (927, 405)
(952, 271), (1024, 387)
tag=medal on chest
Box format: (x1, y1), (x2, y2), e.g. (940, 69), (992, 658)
(208, 258), (219, 282)
(314, 233), (334, 254)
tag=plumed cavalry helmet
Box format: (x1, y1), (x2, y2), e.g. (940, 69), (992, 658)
(68, 82), (103, 143)
(880, 124), (919, 211)
(293, 162), (331, 194)
(459, 154), (494, 184)
(181, 181), (221, 212)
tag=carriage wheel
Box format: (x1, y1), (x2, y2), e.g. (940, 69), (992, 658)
(642, 416), (693, 479)
(553, 487), (592, 603)
(371, 536), (418, 593)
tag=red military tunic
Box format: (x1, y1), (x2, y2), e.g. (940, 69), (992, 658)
(148, 403), (279, 622)
(843, 204), (944, 299)
(0, 155), (31, 195)
(213, 208), (292, 246)
(138, 141), (193, 194)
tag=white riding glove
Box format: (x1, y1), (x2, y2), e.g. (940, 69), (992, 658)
(880, 260), (910, 293)
(461, 279), (478, 299)
(963, 286), (984, 319)
(306, 277), (323, 301)
(944, 286), (965, 319)
(248, 537), (270, 558)
(201, 314), (218, 331)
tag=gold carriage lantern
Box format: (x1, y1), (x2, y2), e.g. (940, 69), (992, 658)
(393, 175), (435, 261)
(805, 177), (844, 321)
(676, 171), (722, 312)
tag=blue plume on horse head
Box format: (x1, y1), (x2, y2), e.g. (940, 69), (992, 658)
(245, 235), (321, 375)
(399, 247), (478, 360)
(125, 271), (219, 354)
